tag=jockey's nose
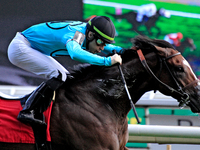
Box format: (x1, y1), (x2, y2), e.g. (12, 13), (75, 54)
(99, 45), (105, 50)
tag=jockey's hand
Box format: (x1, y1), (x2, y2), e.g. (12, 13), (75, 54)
(111, 54), (122, 65)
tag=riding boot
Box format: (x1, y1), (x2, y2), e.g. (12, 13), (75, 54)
(17, 76), (64, 126)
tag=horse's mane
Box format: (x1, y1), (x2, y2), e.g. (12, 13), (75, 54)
(69, 63), (105, 81)
(67, 35), (175, 83)
(131, 35), (175, 50)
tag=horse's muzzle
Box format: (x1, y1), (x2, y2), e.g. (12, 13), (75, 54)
(186, 81), (200, 113)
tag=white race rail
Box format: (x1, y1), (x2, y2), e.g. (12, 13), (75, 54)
(0, 85), (36, 97)
(128, 125), (200, 144)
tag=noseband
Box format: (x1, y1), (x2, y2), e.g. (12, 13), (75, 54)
(132, 47), (193, 108)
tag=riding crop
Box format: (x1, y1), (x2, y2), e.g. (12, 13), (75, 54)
(113, 50), (141, 124)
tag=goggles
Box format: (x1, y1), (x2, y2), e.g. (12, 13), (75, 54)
(95, 38), (107, 46)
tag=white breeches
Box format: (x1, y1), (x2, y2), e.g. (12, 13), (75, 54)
(7, 32), (69, 81)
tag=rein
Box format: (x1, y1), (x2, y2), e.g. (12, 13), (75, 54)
(131, 47), (190, 108)
(113, 50), (140, 124)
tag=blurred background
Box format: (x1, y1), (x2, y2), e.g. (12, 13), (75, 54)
(0, 0), (200, 149)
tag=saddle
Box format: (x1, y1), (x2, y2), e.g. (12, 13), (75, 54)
(0, 92), (52, 150)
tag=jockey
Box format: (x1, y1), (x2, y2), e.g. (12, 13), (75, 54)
(8, 16), (123, 126)
(164, 32), (183, 48)
(136, 3), (157, 22)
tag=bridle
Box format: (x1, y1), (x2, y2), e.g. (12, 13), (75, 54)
(132, 46), (193, 108)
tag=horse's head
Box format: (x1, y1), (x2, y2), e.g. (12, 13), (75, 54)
(128, 36), (200, 113)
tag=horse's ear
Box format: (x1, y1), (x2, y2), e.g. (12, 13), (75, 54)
(154, 46), (170, 57)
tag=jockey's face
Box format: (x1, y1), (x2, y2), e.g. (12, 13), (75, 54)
(88, 39), (105, 54)
(87, 31), (106, 54)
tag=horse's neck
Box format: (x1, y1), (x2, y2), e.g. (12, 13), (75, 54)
(94, 72), (151, 116)
(94, 78), (132, 115)
(58, 52), (156, 119)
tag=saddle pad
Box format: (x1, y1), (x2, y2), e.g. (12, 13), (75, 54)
(0, 98), (52, 143)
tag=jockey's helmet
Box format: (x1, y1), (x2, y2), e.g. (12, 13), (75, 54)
(86, 16), (116, 44)
(177, 32), (183, 39)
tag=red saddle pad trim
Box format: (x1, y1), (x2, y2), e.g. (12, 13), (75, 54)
(0, 98), (52, 143)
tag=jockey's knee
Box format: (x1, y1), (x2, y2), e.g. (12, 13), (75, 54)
(48, 69), (69, 82)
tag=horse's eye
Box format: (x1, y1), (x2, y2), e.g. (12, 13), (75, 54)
(176, 67), (184, 72)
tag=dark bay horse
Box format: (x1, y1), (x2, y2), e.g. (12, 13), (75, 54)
(176, 37), (196, 53)
(1, 35), (200, 150)
(108, 8), (169, 37)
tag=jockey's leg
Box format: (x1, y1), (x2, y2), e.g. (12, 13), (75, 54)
(8, 32), (71, 126)
(17, 74), (64, 126)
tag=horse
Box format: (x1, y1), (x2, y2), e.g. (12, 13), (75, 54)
(0, 35), (200, 150)
(176, 37), (196, 53)
(108, 8), (170, 37)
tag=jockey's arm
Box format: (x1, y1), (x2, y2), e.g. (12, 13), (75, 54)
(66, 40), (112, 66)
(102, 44), (123, 55)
